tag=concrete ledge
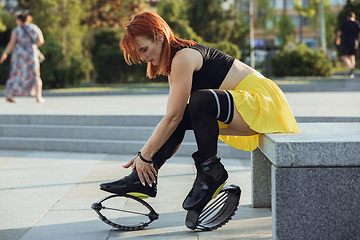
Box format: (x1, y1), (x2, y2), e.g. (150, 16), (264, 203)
(259, 123), (360, 167)
(251, 148), (271, 208)
(253, 122), (360, 240)
(272, 166), (360, 240)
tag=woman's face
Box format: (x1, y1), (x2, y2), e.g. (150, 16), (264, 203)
(15, 18), (22, 26)
(135, 35), (163, 66)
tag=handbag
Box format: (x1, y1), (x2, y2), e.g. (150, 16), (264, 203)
(21, 25), (45, 63)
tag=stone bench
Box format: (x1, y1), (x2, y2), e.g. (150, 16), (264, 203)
(251, 123), (360, 240)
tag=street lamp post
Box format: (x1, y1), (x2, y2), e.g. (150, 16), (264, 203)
(249, 0), (255, 68)
(319, 0), (326, 51)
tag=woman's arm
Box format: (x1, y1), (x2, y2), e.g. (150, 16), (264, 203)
(132, 49), (201, 186)
(0, 32), (16, 64)
(336, 30), (342, 46)
(35, 26), (44, 47)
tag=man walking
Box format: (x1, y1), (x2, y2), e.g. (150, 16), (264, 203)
(336, 11), (360, 78)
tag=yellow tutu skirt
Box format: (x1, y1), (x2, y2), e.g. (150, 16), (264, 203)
(218, 72), (299, 152)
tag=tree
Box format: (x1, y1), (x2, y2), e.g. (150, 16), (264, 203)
(277, 9), (295, 46)
(186, 0), (234, 43)
(294, 0), (333, 47)
(81, 0), (146, 28)
(256, 0), (275, 29)
(156, 0), (203, 42)
(23, 0), (88, 64)
(0, 2), (6, 32)
(157, 0), (241, 59)
(0, 4), (16, 85)
(228, 12), (249, 50)
(337, 0), (360, 25)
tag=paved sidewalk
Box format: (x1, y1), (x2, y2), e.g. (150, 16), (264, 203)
(0, 91), (360, 117)
(0, 150), (271, 240)
(0, 86), (359, 239)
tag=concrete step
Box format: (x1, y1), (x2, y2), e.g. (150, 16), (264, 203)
(0, 115), (251, 159)
(0, 124), (154, 141)
(0, 124), (198, 142)
(0, 136), (250, 159)
(1, 114), (359, 126)
(0, 115), (163, 126)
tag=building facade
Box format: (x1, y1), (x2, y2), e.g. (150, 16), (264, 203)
(231, 0), (346, 49)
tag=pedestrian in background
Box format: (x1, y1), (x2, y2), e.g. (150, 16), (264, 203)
(0, 13), (45, 103)
(336, 11), (360, 78)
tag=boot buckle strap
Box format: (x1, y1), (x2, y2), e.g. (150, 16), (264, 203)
(194, 181), (209, 190)
(201, 184), (209, 190)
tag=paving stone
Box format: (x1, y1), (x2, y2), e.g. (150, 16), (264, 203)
(0, 150), (270, 240)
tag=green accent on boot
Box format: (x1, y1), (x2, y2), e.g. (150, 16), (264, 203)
(212, 182), (227, 199)
(127, 192), (150, 199)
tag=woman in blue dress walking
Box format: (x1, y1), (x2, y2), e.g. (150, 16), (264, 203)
(0, 13), (45, 103)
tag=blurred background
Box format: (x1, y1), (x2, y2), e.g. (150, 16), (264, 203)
(0, 0), (359, 91)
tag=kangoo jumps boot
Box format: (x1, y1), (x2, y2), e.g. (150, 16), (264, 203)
(182, 152), (228, 211)
(100, 169), (157, 199)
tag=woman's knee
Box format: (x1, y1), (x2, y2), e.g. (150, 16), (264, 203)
(188, 90), (217, 115)
(189, 89), (234, 125)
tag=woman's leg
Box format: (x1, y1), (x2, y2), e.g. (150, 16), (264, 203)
(5, 79), (16, 103)
(152, 105), (192, 169)
(35, 77), (45, 103)
(100, 106), (192, 196)
(225, 106), (255, 134)
(184, 89), (238, 210)
(188, 89), (250, 159)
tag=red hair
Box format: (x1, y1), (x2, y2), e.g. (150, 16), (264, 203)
(120, 12), (196, 79)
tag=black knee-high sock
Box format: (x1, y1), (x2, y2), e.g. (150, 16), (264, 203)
(152, 105), (192, 170)
(188, 89), (234, 162)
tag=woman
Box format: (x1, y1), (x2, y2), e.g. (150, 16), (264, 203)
(0, 13), (45, 103)
(101, 12), (299, 214)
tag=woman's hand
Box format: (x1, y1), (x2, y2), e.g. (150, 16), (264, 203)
(134, 156), (157, 186)
(0, 53), (7, 64)
(336, 38), (341, 46)
(122, 155), (137, 170)
(122, 154), (157, 186)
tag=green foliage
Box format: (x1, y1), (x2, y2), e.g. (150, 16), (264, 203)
(90, 29), (148, 83)
(156, 0), (203, 42)
(336, 0), (360, 29)
(228, 13), (249, 51)
(208, 42), (240, 60)
(67, 56), (93, 86)
(326, 12), (337, 48)
(0, 12), (15, 48)
(30, 0), (88, 64)
(39, 36), (65, 89)
(256, 0), (275, 29)
(0, 2), (7, 32)
(277, 9), (295, 46)
(294, 0), (335, 48)
(0, 46), (10, 85)
(39, 36), (92, 88)
(157, 0), (241, 59)
(271, 43), (332, 77)
(81, 0), (146, 28)
(0, 13), (15, 85)
(186, 0), (233, 43)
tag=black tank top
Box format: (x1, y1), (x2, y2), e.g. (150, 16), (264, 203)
(176, 44), (235, 92)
